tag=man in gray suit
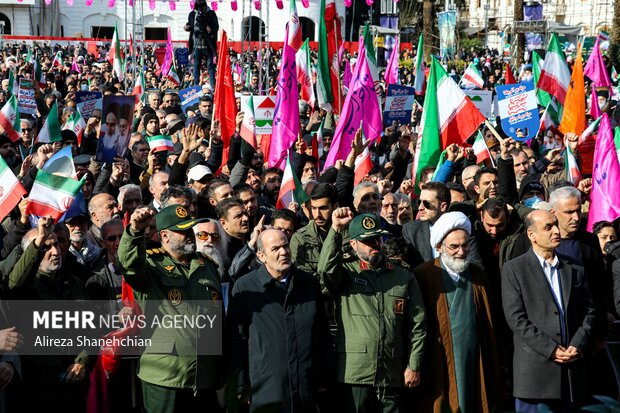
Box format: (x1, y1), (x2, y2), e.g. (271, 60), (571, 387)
(502, 210), (595, 413)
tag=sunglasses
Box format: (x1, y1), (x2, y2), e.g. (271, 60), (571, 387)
(420, 200), (437, 210)
(195, 231), (221, 241)
(22, 128), (32, 132)
(105, 234), (122, 242)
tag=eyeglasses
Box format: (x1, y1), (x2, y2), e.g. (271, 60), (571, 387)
(420, 200), (437, 210)
(22, 128), (32, 132)
(105, 234), (122, 242)
(442, 241), (470, 253)
(195, 231), (221, 241)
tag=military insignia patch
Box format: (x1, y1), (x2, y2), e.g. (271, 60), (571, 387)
(354, 277), (368, 286)
(163, 265), (175, 273)
(361, 217), (375, 230)
(168, 289), (182, 305)
(394, 299), (405, 315)
(175, 206), (188, 218)
(211, 291), (219, 301)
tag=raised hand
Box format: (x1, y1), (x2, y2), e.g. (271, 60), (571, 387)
(35, 216), (55, 248)
(130, 207), (155, 233)
(0, 327), (23, 352)
(36, 144), (54, 168)
(331, 207), (354, 233)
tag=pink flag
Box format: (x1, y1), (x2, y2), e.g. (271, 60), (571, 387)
(343, 60), (352, 89)
(301, 0), (309, 7)
(160, 28), (173, 78)
(587, 113), (620, 231)
(169, 1), (176, 11)
(231, 0), (237, 10)
(324, 46), (383, 169)
(267, 27), (300, 169)
(384, 39), (399, 85)
(71, 57), (81, 73)
(584, 37), (612, 88)
(590, 87), (601, 119)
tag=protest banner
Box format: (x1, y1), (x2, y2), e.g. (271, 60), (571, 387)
(383, 84), (416, 127)
(179, 85), (203, 116)
(17, 79), (36, 115)
(75, 91), (102, 120)
(462, 89), (493, 119)
(496, 81), (539, 141)
(96, 96), (135, 163)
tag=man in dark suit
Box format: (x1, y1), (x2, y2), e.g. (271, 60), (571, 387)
(502, 210), (595, 412)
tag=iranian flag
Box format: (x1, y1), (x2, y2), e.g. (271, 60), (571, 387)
(414, 34), (426, 95)
(287, 0), (302, 51)
(564, 144), (581, 185)
(166, 61), (180, 86)
(36, 101), (62, 143)
(316, 0), (341, 113)
(108, 23), (125, 81)
(362, 24), (382, 109)
(62, 107), (86, 146)
(354, 131), (373, 185)
(26, 49), (35, 65)
(0, 95), (21, 142)
(537, 34), (571, 104)
(146, 135), (174, 152)
(296, 39), (316, 106)
(276, 150), (309, 209)
(579, 116), (601, 144)
(0, 156), (26, 222)
(34, 59), (46, 89)
(460, 63), (484, 89)
(239, 95), (257, 149)
(26, 169), (85, 222)
(472, 130), (491, 164)
(132, 70), (145, 104)
(7, 70), (17, 96)
(52, 51), (63, 68)
(412, 57), (485, 190)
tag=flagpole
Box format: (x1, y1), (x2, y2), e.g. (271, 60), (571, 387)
(334, 27), (342, 114)
(484, 120), (504, 144)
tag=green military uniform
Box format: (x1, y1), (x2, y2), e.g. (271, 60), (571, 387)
(317, 214), (427, 413)
(117, 205), (222, 413)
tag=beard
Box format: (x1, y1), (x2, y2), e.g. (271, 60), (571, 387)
(198, 244), (229, 278)
(357, 248), (385, 268)
(440, 252), (470, 274)
(70, 231), (86, 243)
(169, 239), (196, 256)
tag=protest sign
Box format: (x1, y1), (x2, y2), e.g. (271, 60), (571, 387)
(179, 85), (203, 116)
(75, 91), (102, 120)
(383, 84), (416, 127)
(253, 96), (277, 135)
(462, 89), (493, 119)
(17, 79), (36, 115)
(496, 81), (539, 141)
(96, 95), (135, 163)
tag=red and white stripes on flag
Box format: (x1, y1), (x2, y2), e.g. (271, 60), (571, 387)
(26, 169), (85, 222)
(0, 156), (26, 222)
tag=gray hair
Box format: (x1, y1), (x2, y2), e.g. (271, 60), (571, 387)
(101, 218), (124, 237)
(549, 186), (581, 208)
(118, 184), (142, 206)
(148, 170), (169, 187)
(352, 181), (379, 202)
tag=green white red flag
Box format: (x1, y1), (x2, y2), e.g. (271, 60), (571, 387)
(414, 34), (426, 95)
(564, 144), (581, 185)
(472, 130), (491, 164)
(62, 107), (86, 146)
(296, 39), (316, 106)
(0, 95), (21, 142)
(36, 101), (62, 143)
(460, 63), (484, 89)
(34, 58), (46, 89)
(52, 51), (63, 68)
(26, 169), (85, 223)
(146, 135), (174, 152)
(166, 60), (181, 86)
(0, 155), (26, 222)
(537, 34), (571, 104)
(239, 95), (257, 149)
(132, 70), (145, 104)
(108, 23), (125, 81)
(276, 149), (309, 209)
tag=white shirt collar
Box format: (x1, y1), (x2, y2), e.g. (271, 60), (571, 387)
(533, 250), (559, 269)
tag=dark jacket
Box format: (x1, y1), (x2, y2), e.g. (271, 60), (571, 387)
(186, 7), (219, 55)
(502, 249), (595, 401)
(227, 265), (331, 412)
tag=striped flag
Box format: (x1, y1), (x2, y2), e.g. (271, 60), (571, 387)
(564, 144), (581, 185)
(239, 95), (257, 149)
(0, 95), (21, 142)
(145, 135), (174, 152)
(316, 0), (341, 113)
(579, 116), (601, 144)
(26, 49), (34, 65)
(26, 169), (85, 223)
(472, 130), (491, 164)
(276, 149), (309, 209)
(7, 70), (17, 96)
(460, 63), (484, 89)
(34, 58), (46, 89)
(36, 101), (62, 143)
(537, 34), (571, 104)
(166, 60), (180, 86)
(532, 50), (553, 108)
(51, 51), (63, 68)
(412, 57), (485, 190)
(62, 107), (86, 146)
(354, 129), (373, 185)
(296, 39), (316, 106)
(0, 155), (26, 222)
(287, 0), (302, 51)
(414, 34), (426, 95)
(132, 70), (145, 104)
(362, 24), (381, 108)
(108, 23), (125, 81)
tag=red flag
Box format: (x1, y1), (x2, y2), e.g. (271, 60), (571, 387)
(505, 63), (517, 84)
(212, 31), (238, 171)
(325, 0), (341, 114)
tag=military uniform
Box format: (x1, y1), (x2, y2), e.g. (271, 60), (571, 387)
(317, 214), (427, 413)
(117, 205), (223, 413)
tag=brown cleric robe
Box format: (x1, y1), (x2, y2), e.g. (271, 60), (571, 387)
(412, 258), (506, 413)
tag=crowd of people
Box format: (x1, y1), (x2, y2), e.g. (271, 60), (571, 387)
(0, 10), (618, 413)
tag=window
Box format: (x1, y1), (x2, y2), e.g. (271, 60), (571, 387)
(242, 17), (265, 42)
(91, 26), (115, 39)
(0, 14), (11, 35)
(145, 28), (167, 40)
(299, 17), (315, 41)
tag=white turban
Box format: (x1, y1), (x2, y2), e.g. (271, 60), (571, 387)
(430, 212), (471, 248)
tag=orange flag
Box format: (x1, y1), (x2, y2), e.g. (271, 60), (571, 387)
(212, 31), (238, 171)
(559, 45), (586, 136)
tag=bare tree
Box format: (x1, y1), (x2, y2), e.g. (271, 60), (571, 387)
(610, 0), (620, 69)
(513, 0), (525, 66)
